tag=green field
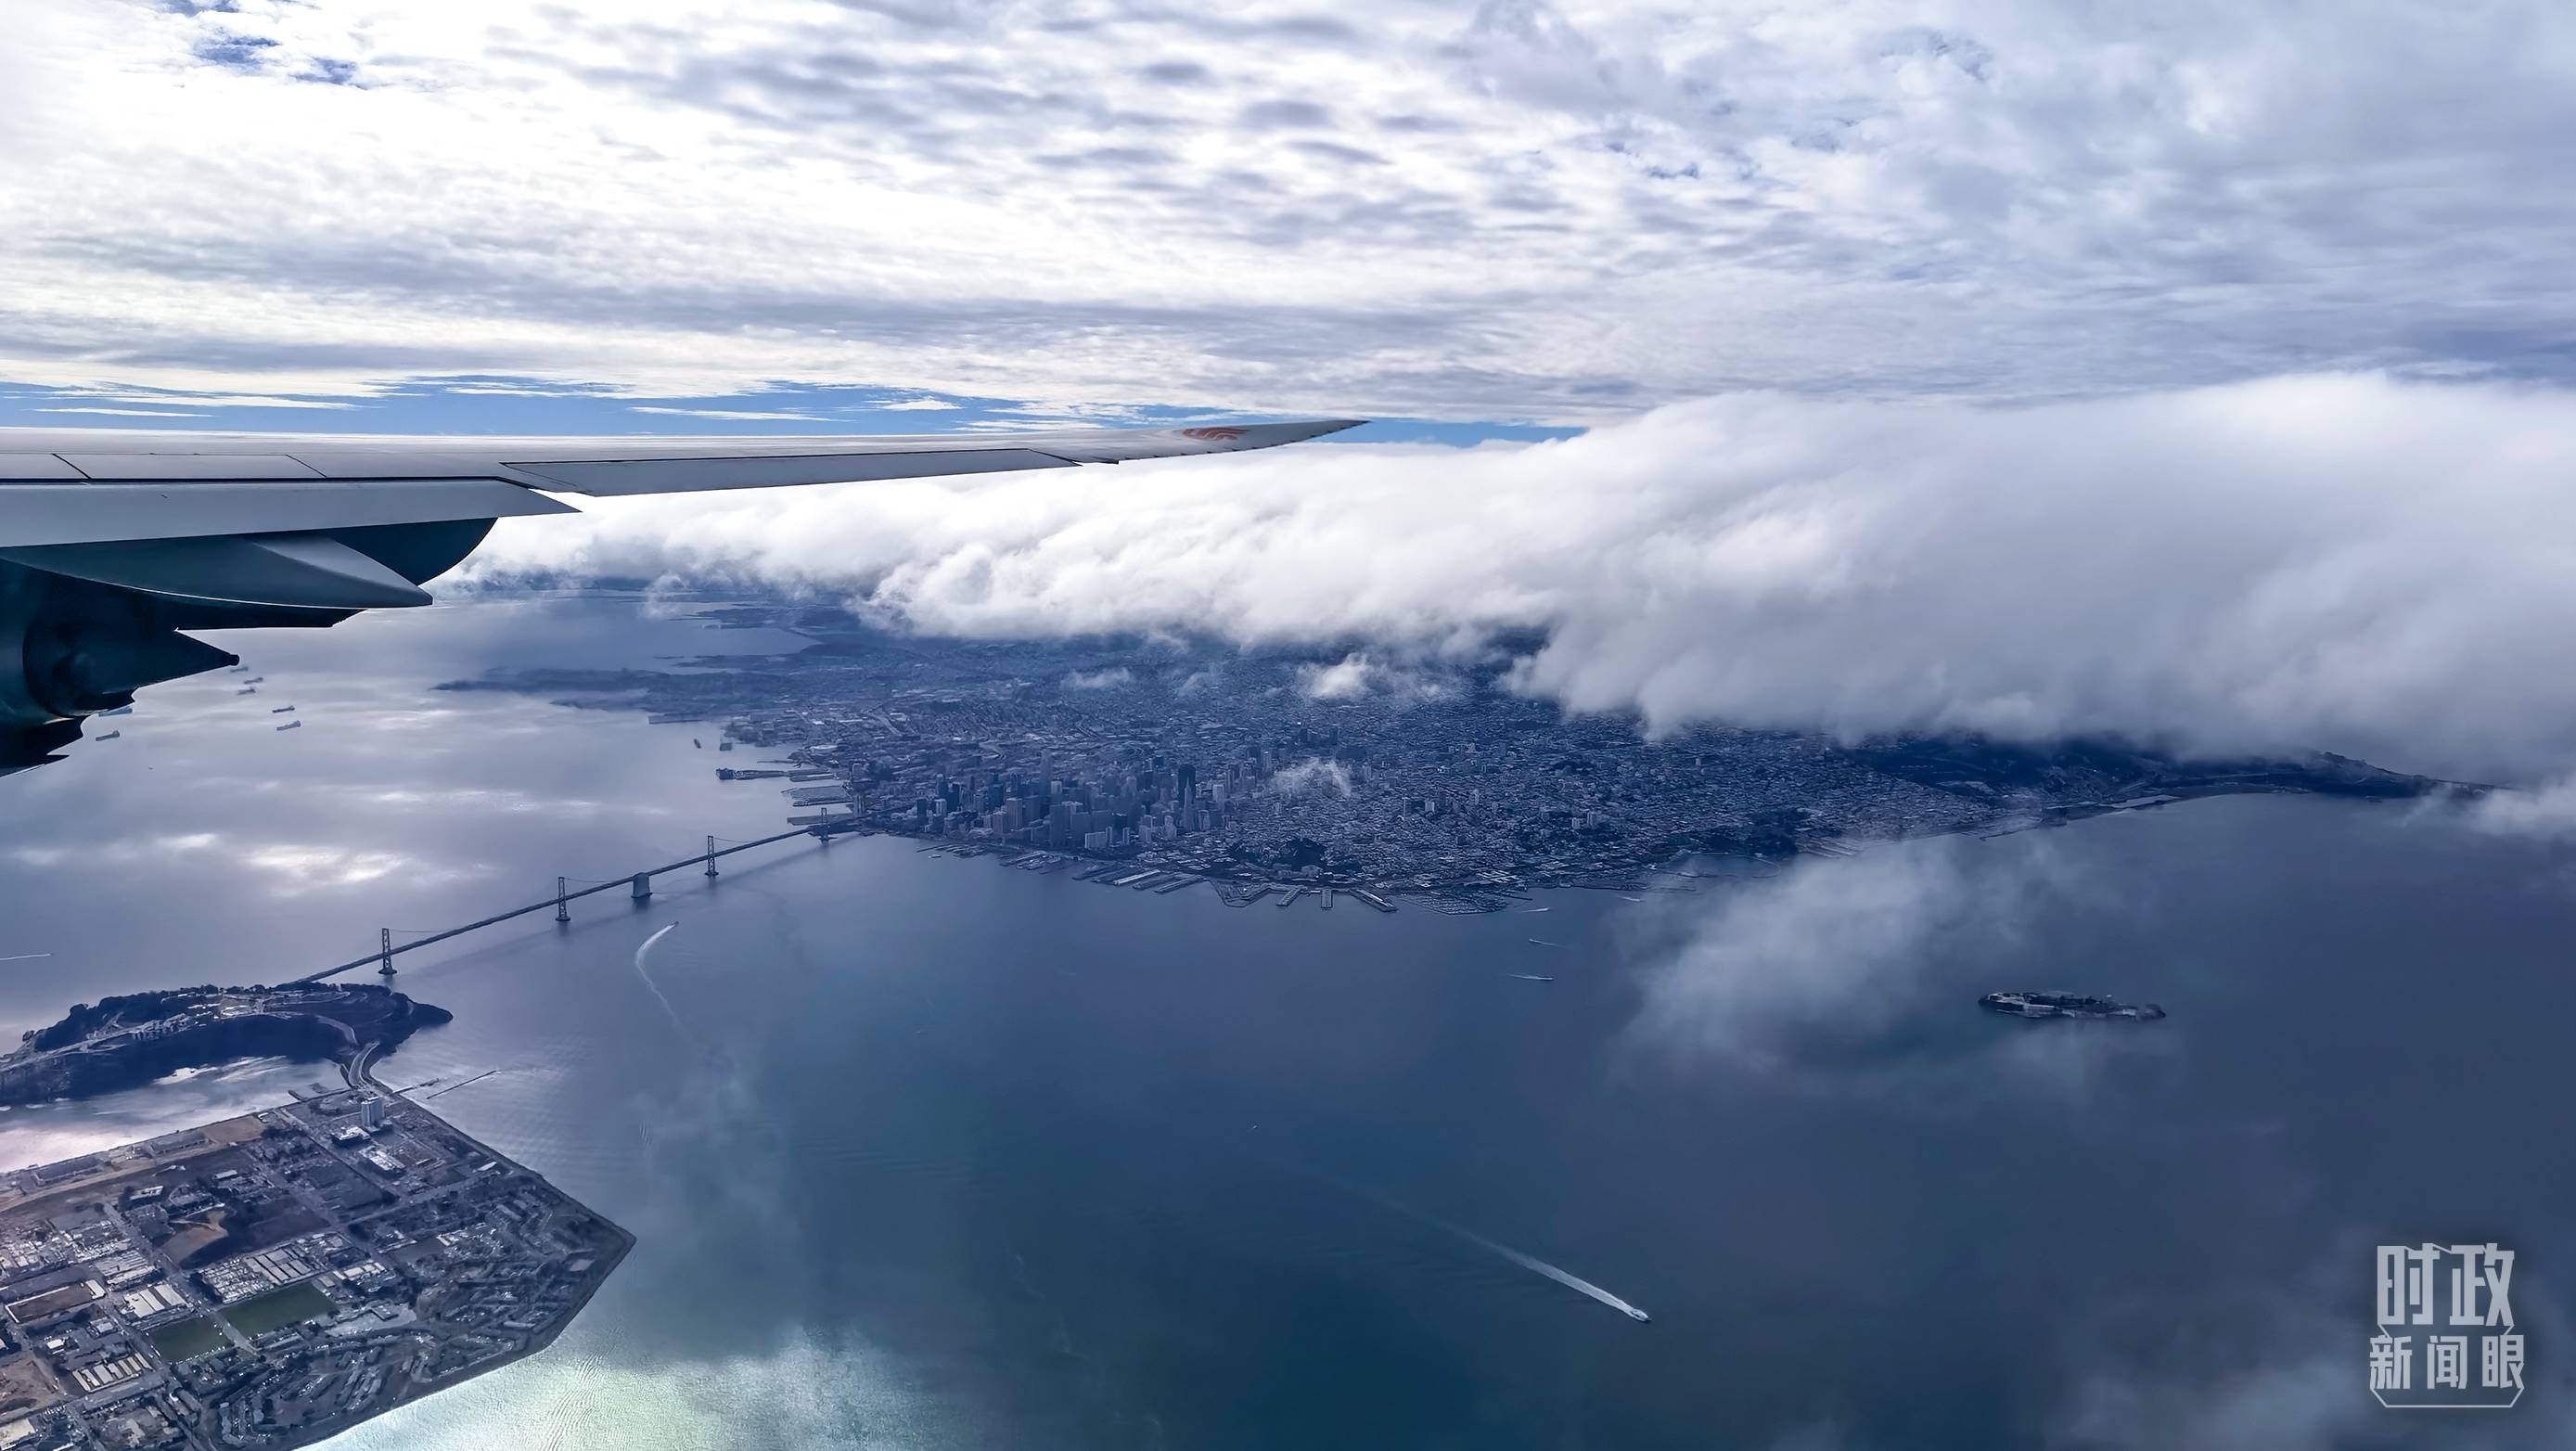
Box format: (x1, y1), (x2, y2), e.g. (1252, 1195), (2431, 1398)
(220, 1282), (336, 1337)
(147, 1316), (228, 1362)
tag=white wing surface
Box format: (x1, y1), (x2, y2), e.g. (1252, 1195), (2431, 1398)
(0, 418), (1359, 741)
(0, 419), (1361, 546)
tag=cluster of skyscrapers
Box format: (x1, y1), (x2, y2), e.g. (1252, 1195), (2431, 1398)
(891, 756), (1247, 852)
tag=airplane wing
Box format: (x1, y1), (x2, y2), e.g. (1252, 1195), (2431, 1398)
(0, 418), (1361, 547)
(0, 418), (1359, 737)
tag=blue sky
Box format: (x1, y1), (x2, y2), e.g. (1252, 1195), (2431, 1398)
(0, 379), (1574, 445)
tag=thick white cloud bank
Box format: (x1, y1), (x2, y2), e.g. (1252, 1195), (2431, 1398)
(15, 0), (2576, 415)
(468, 374), (2576, 779)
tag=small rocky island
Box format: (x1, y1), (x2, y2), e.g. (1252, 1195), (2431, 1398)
(1980, 991), (2167, 1021)
(0, 985), (450, 1107)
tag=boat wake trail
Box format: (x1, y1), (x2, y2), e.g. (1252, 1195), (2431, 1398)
(1306, 1168), (1651, 1324)
(0, 954), (51, 964)
(1447, 1226), (1652, 1322)
(633, 924), (687, 1035)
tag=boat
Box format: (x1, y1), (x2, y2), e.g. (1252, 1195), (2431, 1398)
(1980, 991), (2164, 1021)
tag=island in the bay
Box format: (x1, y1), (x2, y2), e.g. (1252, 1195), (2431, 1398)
(0, 987), (628, 1451)
(0, 985), (449, 1108)
(442, 601), (2463, 908)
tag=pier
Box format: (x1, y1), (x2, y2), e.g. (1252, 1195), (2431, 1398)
(296, 823), (858, 983)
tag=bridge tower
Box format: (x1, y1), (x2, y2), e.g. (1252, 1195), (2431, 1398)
(554, 875), (570, 924)
(631, 872), (652, 902)
(377, 928), (394, 976)
(704, 834), (719, 879)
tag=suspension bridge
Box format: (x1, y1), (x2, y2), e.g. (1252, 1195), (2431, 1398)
(293, 821), (860, 983)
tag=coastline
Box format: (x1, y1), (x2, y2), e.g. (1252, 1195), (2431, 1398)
(845, 774), (2466, 914)
(0, 1002), (631, 1449)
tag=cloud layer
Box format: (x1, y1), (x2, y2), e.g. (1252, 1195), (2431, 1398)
(14, 1), (2576, 415)
(468, 373), (2576, 778)
(1626, 842), (1989, 1072)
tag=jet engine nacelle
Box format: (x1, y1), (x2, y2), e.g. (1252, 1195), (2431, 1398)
(0, 566), (239, 727)
(0, 517), (495, 736)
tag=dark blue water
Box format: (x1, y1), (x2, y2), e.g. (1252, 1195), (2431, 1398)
(1, 593), (2569, 1449)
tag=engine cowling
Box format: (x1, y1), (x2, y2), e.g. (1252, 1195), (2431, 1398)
(0, 517), (496, 736)
(0, 569), (239, 726)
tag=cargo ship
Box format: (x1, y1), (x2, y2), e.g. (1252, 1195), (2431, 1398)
(1980, 991), (2165, 1021)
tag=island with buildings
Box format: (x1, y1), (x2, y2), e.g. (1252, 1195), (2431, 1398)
(0, 992), (628, 1450)
(442, 603), (2456, 907)
(0, 987), (449, 1109)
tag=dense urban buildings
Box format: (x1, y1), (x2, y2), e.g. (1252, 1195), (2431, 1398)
(449, 603), (2442, 901)
(0, 1085), (625, 1450)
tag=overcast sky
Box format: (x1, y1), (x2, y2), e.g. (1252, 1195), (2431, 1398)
(12, 0), (2576, 427)
(11, 1), (2576, 781)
